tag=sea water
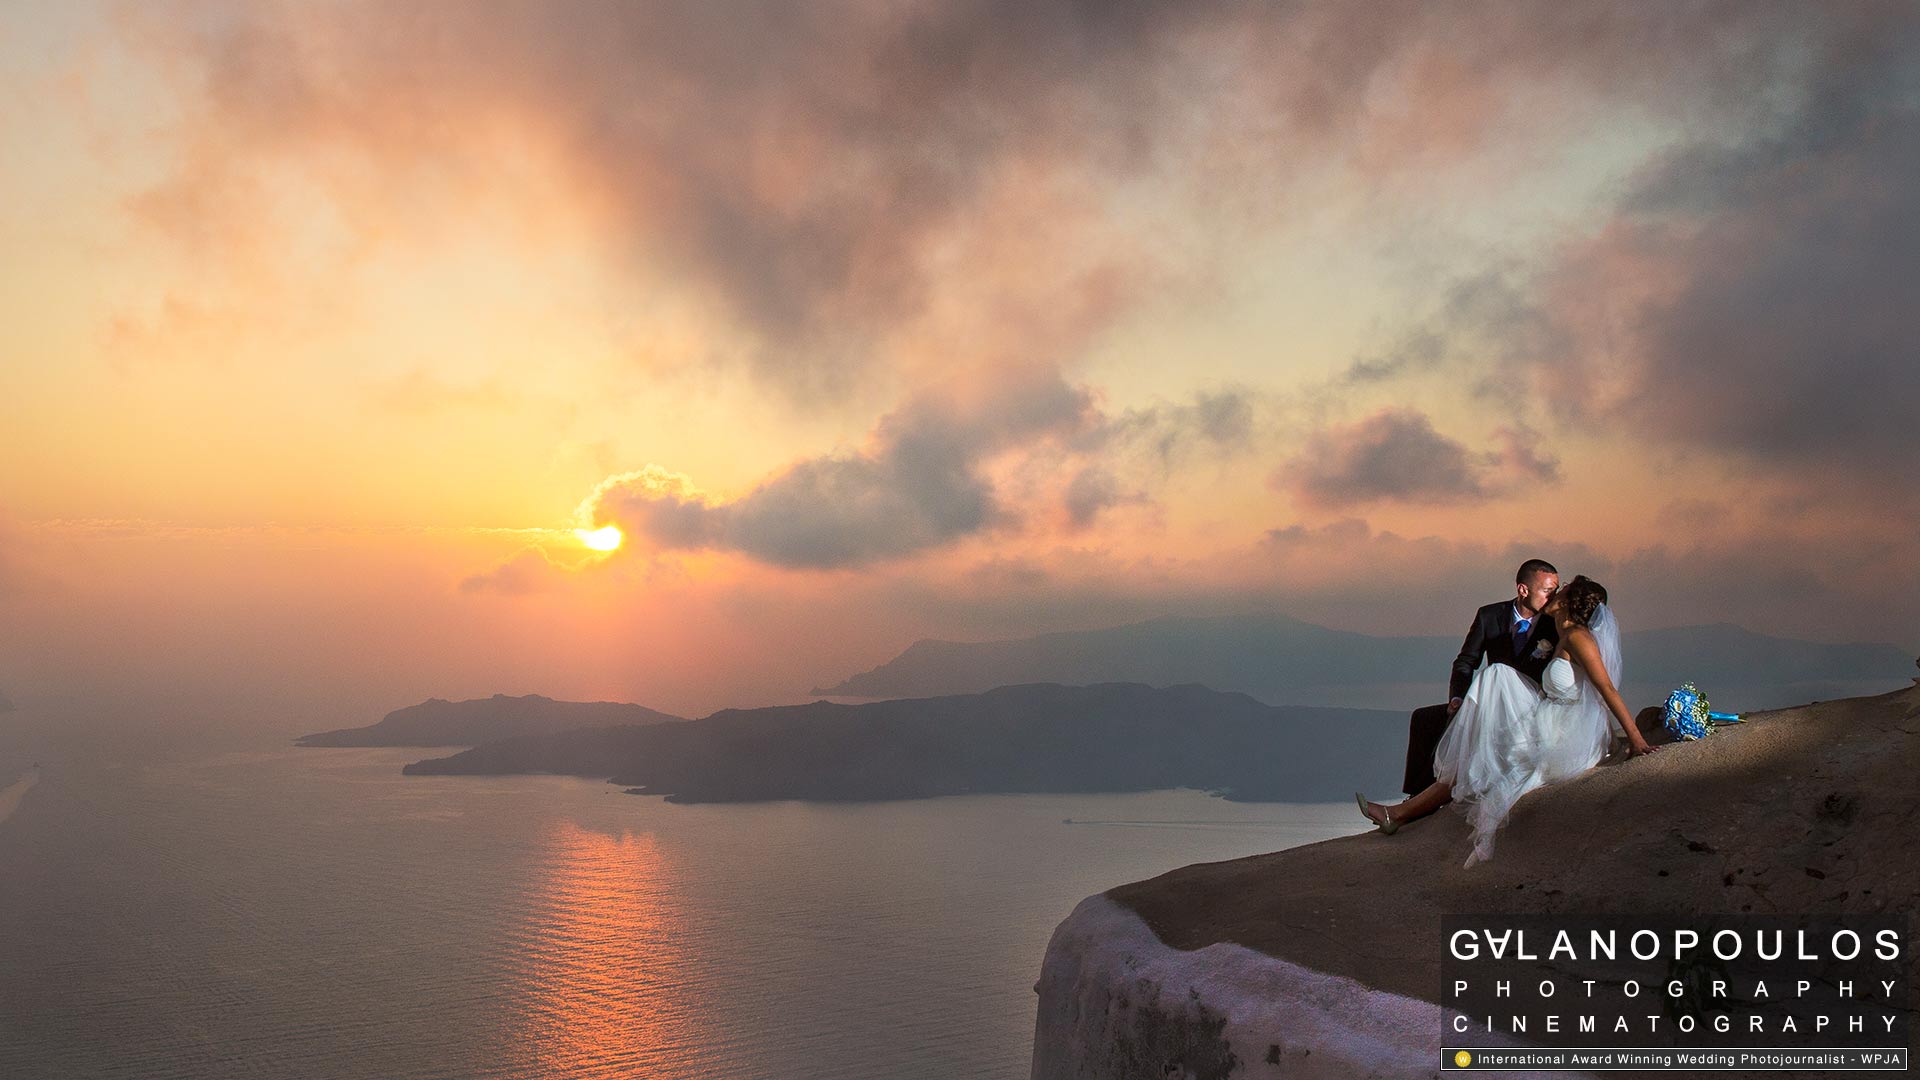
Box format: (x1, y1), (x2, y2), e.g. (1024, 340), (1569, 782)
(0, 719), (1367, 1079)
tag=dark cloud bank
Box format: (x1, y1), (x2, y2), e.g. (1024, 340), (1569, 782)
(1278, 409), (1559, 508)
(588, 373), (1256, 568)
(1344, 4), (1920, 501)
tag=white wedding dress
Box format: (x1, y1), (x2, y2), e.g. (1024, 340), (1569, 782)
(1431, 603), (1624, 867)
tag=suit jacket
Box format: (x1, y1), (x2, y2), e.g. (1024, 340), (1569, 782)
(1449, 600), (1560, 702)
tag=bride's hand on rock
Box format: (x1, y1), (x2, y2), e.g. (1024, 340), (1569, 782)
(1627, 739), (1659, 757)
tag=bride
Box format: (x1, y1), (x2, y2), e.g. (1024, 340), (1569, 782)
(1357, 575), (1657, 866)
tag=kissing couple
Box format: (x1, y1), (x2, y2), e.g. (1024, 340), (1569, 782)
(1356, 559), (1659, 867)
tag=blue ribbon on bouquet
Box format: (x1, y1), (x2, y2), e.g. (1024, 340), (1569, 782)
(1662, 682), (1745, 741)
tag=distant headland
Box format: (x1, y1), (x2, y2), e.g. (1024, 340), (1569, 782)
(295, 693), (685, 747)
(400, 681), (1408, 804)
(816, 613), (1912, 713)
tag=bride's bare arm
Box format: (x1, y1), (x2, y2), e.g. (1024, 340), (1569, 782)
(1565, 628), (1658, 756)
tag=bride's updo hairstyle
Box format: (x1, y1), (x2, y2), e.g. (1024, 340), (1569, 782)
(1559, 575), (1609, 627)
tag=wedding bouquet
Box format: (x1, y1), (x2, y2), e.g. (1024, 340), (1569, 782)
(1661, 683), (1745, 740)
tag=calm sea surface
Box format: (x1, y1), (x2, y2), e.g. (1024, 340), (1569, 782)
(0, 720), (1368, 1079)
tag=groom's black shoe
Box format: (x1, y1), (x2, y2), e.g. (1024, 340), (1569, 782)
(1403, 702), (1453, 796)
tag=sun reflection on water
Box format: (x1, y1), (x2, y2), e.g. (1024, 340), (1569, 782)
(504, 819), (704, 1078)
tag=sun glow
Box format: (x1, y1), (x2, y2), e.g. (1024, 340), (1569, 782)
(575, 525), (623, 552)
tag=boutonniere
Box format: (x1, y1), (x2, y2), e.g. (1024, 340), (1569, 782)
(1530, 639), (1554, 660)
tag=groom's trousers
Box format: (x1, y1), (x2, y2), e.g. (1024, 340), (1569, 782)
(1403, 702), (1453, 796)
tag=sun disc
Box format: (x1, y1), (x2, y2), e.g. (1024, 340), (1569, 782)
(575, 525), (623, 551)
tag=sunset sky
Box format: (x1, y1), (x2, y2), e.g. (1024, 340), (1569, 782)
(4, 1), (1915, 727)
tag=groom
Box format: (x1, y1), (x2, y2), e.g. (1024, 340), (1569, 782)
(1401, 559), (1562, 796)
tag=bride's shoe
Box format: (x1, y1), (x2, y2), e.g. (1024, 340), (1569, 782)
(1355, 792), (1399, 834)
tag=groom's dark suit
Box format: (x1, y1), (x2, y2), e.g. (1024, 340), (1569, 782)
(1401, 601), (1561, 795)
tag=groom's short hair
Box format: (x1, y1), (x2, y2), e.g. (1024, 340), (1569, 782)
(1516, 558), (1557, 584)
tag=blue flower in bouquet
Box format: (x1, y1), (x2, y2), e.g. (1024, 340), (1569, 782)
(1662, 683), (1745, 740)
